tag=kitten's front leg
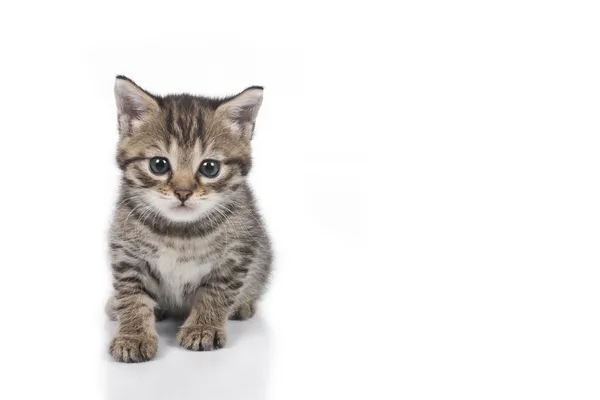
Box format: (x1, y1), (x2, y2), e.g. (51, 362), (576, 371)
(177, 260), (248, 351)
(109, 278), (159, 362)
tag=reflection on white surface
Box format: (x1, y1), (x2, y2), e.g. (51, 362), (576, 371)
(104, 315), (272, 400)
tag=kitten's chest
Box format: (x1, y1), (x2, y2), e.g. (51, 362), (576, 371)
(150, 245), (215, 308)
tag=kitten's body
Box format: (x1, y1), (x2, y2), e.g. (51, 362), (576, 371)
(107, 77), (272, 362)
(107, 183), (270, 319)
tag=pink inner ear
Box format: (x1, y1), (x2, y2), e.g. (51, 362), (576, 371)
(230, 104), (259, 125)
(222, 93), (262, 139)
(224, 89), (262, 119)
(115, 78), (158, 120)
(117, 95), (146, 120)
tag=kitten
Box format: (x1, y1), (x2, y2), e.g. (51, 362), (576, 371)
(106, 76), (272, 363)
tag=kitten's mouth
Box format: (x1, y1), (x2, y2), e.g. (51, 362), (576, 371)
(172, 204), (195, 211)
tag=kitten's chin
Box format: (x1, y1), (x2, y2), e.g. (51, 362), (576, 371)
(144, 193), (221, 223)
(160, 204), (207, 223)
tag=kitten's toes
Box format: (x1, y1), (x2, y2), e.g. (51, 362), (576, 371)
(229, 301), (256, 321)
(177, 324), (227, 351)
(109, 334), (158, 363)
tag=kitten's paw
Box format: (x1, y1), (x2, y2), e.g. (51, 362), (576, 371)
(177, 324), (227, 351)
(109, 334), (158, 363)
(229, 301), (256, 321)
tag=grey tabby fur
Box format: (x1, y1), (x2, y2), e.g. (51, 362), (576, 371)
(106, 76), (272, 363)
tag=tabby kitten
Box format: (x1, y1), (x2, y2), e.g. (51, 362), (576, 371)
(106, 76), (272, 363)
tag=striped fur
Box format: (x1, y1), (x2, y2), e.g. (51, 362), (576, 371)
(107, 76), (272, 363)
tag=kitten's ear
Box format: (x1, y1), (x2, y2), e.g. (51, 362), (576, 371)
(114, 76), (159, 135)
(216, 86), (263, 138)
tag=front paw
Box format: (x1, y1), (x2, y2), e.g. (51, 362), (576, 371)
(177, 324), (227, 351)
(109, 334), (158, 363)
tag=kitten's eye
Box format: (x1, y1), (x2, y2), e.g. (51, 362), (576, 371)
(199, 160), (220, 178)
(149, 157), (171, 175)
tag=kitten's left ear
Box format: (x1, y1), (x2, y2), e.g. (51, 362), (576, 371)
(216, 86), (263, 138)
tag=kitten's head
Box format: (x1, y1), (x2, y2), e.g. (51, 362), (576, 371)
(114, 76), (263, 222)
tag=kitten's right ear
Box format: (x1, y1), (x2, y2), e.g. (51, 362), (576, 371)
(114, 76), (159, 135)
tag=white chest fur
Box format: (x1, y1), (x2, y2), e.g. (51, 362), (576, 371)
(151, 248), (214, 307)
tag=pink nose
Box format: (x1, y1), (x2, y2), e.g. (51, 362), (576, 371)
(174, 188), (193, 202)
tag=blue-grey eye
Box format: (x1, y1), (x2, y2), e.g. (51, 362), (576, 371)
(149, 157), (170, 175)
(199, 160), (220, 178)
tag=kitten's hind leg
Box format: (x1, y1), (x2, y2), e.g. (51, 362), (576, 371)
(229, 300), (257, 321)
(105, 295), (117, 321)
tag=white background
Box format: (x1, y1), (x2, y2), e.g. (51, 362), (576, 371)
(0, 1), (599, 399)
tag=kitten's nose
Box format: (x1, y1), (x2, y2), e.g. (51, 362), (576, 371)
(174, 188), (193, 203)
